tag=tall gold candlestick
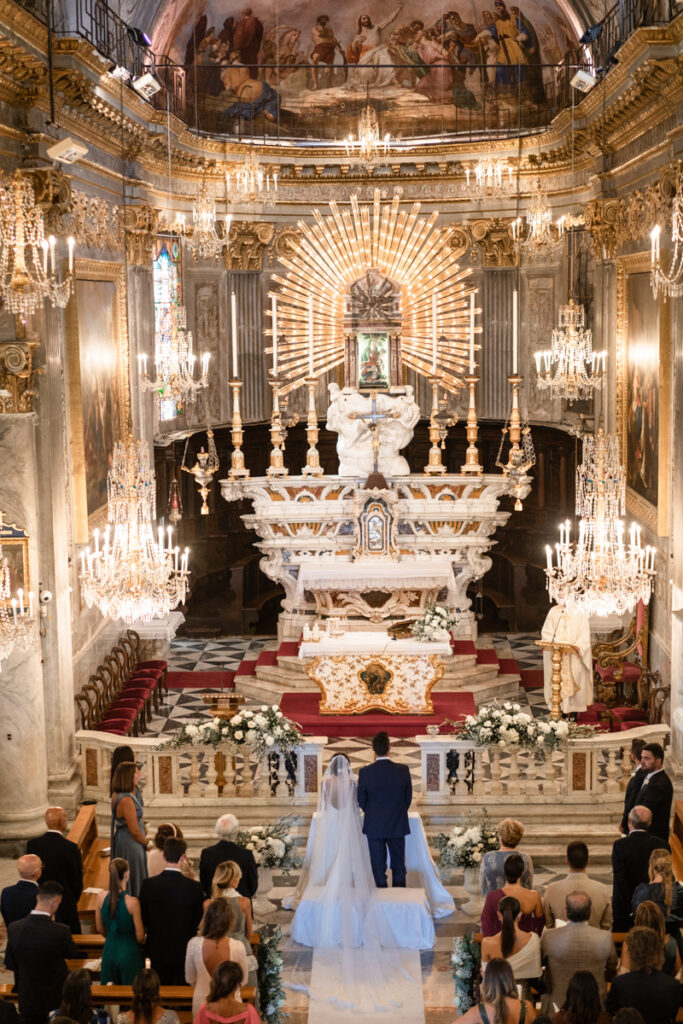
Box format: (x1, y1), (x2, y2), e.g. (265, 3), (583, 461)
(461, 374), (483, 475)
(424, 376), (446, 475)
(502, 374), (528, 510)
(228, 379), (250, 480)
(267, 376), (288, 477)
(302, 376), (323, 477)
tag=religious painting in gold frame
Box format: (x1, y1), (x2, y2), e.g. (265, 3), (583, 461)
(616, 252), (670, 536)
(66, 260), (129, 542)
(0, 520), (30, 607)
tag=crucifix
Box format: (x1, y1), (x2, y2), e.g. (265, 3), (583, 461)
(349, 390), (401, 474)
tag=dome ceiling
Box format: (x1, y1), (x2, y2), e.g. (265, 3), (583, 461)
(149, 0), (586, 142)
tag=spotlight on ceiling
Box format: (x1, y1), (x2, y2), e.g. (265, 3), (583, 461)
(127, 26), (152, 48)
(132, 71), (161, 100)
(108, 64), (132, 82)
(579, 23), (603, 44)
(570, 69), (597, 93)
(47, 136), (89, 164)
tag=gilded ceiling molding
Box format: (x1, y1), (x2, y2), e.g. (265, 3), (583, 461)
(124, 205), (161, 266)
(225, 222), (274, 271)
(584, 163), (680, 258)
(0, 340), (41, 414)
(469, 218), (519, 268)
(65, 190), (122, 253)
(270, 227), (303, 263)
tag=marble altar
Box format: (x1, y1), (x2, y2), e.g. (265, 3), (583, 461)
(305, 650), (445, 714)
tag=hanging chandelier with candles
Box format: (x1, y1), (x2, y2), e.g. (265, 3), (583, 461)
(464, 155), (514, 199)
(226, 151), (278, 206)
(0, 171), (75, 316)
(0, 515), (35, 671)
(512, 178), (561, 261)
(180, 179), (226, 261)
(344, 104), (392, 168)
(534, 298), (606, 402)
(650, 190), (683, 300)
(80, 437), (190, 624)
(139, 305), (209, 406)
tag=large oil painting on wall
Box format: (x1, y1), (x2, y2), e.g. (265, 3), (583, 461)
(154, 0), (581, 139)
(616, 253), (670, 537)
(67, 260), (129, 542)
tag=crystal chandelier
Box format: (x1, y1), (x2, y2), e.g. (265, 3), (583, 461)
(0, 171), (75, 316)
(512, 178), (561, 260)
(650, 191), (683, 300)
(80, 437), (190, 624)
(226, 151), (278, 206)
(0, 518), (35, 672)
(344, 104), (392, 168)
(545, 428), (656, 616)
(464, 155), (514, 199)
(534, 298), (606, 402)
(180, 179), (226, 261)
(139, 305), (209, 406)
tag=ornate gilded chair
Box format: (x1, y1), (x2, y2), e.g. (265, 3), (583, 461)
(593, 600), (649, 707)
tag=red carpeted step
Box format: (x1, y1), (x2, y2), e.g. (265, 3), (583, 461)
(256, 650), (279, 667)
(497, 657), (519, 676)
(235, 659), (258, 677)
(277, 641), (301, 658)
(519, 668), (544, 690)
(476, 648), (499, 666)
(450, 639), (477, 656)
(167, 670), (235, 690)
(279, 691), (476, 738)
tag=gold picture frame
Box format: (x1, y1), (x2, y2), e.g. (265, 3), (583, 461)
(66, 259), (129, 542)
(0, 520), (30, 604)
(616, 252), (671, 536)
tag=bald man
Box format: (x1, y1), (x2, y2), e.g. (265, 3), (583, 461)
(26, 807), (83, 934)
(1, 855), (41, 931)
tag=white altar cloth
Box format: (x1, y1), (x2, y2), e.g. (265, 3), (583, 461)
(296, 558), (455, 602)
(291, 886), (435, 950)
(299, 631), (452, 659)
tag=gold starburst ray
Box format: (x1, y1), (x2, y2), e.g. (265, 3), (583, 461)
(267, 190), (477, 395)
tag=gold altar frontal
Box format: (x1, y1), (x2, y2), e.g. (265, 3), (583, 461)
(305, 653), (445, 715)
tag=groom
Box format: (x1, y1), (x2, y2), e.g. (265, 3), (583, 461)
(358, 731), (412, 888)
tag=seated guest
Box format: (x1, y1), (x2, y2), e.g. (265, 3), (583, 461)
(139, 837), (204, 985)
(95, 858), (144, 984)
(481, 896), (542, 983)
(612, 804), (669, 932)
(199, 815), (258, 900)
(540, 891), (616, 1014)
(606, 925), (681, 1024)
(613, 1012), (646, 1024)
(1, 854), (41, 929)
(147, 824), (195, 880)
(116, 968), (180, 1024)
(480, 819), (533, 898)
(619, 900), (681, 975)
(0, 1005), (18, 1024)
(543, 842), (611, 930)
(481, 854), (544, 937)
(50, 968), (111, 1024)
(185, 897), (248, 1017)
(453, 958), (537, 1023)
(26, 807), (83, 934)
(551, 970), (611, 1024)
(632, 848), (683, 932)
(194, 960), (260, 1024)
(208, 862), (257, 986)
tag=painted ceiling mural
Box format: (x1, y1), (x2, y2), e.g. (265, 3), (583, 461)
(153, 0), (583, 140)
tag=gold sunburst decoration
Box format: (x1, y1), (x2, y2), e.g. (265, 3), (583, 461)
(269, 190), (478, 395)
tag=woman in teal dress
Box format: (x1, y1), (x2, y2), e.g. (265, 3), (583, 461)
(111, 761), (148, 897)
(96, 858), (144, 984)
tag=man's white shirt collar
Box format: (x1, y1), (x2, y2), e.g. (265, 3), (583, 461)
(30, 909), (51, 916)
(643, 767), (664, 782)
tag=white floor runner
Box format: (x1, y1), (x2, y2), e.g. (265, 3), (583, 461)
(306, 947), (425, 1024)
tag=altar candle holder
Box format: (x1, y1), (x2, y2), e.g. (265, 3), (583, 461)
(228, 378), (250, 480)
(502, 374), (529, 510)
(267, 376), (288, 478)
(424, 376), (446, 475)
(302, 376), (324, 477)
(461, 375), (483, 475)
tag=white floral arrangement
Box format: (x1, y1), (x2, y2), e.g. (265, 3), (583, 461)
(163, 704), (303, 760)
(451, 934), (481, 1014)
(450, 700), (593, 750)
(233, 815), (301, 872)
(412, 603), (458, 642)
(434, 811), (499, 870)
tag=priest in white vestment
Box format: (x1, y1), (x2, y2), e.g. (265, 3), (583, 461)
(542, 604), (593, 713)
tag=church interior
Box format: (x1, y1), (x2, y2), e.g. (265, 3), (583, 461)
(1, 0), (683, 1019)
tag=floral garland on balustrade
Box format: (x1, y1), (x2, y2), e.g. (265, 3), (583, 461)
(451, 933), (481, 1015)
(231, 815), (301, 872)
(412, 603), (459, 642)
(433, 810), (498, 870)
(162, 704), (303, 760)
(257, 924), (287, 1024)
(448, 700), (595, 750)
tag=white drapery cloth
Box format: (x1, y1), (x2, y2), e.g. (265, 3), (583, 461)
(542, 604), (593, 713)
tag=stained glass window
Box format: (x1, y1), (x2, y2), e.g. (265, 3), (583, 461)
(152, 235), (183, 420)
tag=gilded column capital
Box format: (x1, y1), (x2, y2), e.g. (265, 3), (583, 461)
(123, 204), (160, 266)
(470, 217), (519, 268)
(225, 221), (274, 270)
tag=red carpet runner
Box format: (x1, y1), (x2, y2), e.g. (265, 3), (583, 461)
(280, 691), (476, 738)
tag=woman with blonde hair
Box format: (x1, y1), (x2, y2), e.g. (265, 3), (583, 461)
(619, 900), (681, 975)
(479, 819), (533, 897)
(632, 849), (683, 931)
(96, 858), (144, 984)
(453, 958), (536, 1023)
(208, 862), (257, 988)
(184, 898), (248, 1016)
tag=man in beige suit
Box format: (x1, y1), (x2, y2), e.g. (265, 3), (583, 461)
(541, 891), (617, 1013)
(543, 841), (612, 930)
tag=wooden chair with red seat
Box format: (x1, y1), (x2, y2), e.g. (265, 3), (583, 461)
(104, 653), (155, 724)
(85, 680), (138, 736)
(608, 670), (670, 731)
(593, 599), (649, 708)
(125, 628), (168, 693)
(90, 669), (147, 734)
(113, 642), (162, 711)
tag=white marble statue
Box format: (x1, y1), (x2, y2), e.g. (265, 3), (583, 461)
(326, 384), (420, 477)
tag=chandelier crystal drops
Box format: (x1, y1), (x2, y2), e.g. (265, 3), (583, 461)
(226, 151), (278, 206)
(511, 178), (561, 260)
(0, 171), (75, 316)
(344, 105), (392, 168)
(0, 524), (35, 672)
(80, 437), (190, 624)
(534, 298), (606, 402)
(139, 305), (209, 405)
(464, 155), (514, 199)
(545, 428), (656, 616)
(181, 180), (226, 261)
(650, 191), (683, 300)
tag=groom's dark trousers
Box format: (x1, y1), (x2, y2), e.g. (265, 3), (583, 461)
(358, 757), (412, 888)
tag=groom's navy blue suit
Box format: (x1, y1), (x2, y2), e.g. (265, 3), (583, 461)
(357, 757), (412, 888)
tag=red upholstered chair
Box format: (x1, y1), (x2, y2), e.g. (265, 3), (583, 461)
(608, 670), (670, 731)
(125, 630), (168, 694)
(593, 600), (649, 707)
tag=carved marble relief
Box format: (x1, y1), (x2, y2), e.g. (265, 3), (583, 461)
(194, 280), (222, 425)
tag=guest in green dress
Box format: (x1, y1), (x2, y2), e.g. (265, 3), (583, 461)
(96, 858), (144, 984)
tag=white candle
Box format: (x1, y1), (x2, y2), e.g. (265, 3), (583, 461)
(67, 236), (75, 273)
(48, 235), (56, 275)
(42, 239), (48, 275)
(231, 291), (238, 378)
(545, 545), (552, 571)
(651, 225), (660, 267)
(432, 293), (437, 373)
(512, 289), (518, 374)
(202, 353), (210, 377)
(11, 598), (17, 623)
(469, 292), (475, 373)
(308, 295), (314, 376)
(272, 295), (278, 376)
(28, 591), (34, 618)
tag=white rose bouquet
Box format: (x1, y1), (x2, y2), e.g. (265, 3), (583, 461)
(412, 603), (459, 642)
(232, 815), (301, 872)
(434, 810), (498, 870)
(162, 704), (303, 759)
(448, 700), (593, 751)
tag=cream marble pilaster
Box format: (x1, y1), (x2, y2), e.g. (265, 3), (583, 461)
(127, 265), (155, 446)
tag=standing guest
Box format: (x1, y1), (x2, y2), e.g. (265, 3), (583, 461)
(184, 898), (248, 1016)
(543, 841), (611, 930)
(452, 958), (537, 1023)
(540, 891), (616, 1014)
(95, 858), (144, 984)
(611, 804), (669, 932)
(115, 969), (180, 1024)
(147, 824), (195, 880)
(1, 854), (41, 929)
(357, 731), (412, 889)
(626, 742), (674, 839)
(619, 900), (681, 975)
(193, 961), (261, 1024)
(199, 815), (258, 900)
(109, 746), (138, 797)
(5, 881), (79, 1024)
(26, 808), (83, 935)
(620, 737), (647, 833)
(111, 762), (148, 898)
(606, 926), (681, 1024)
(139, 837), (204, 985)
(481, 897), (542, 983)
(50, 968), (110, 1024)
(551, 970), (612, 1024)
(631, 848), (683, 931)
(207, 862), (257, 986)
(479, 819), (533, 897)
(481, 854), (544, 937)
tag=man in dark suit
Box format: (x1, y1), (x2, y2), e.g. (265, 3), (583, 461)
(619, 736), (647, 833)
(5, 881), (78, 1024)
(139, 836), (204, 984)
(1, 855), (41, 930)
(199, 813), (258, 899)
(357, 731), (412, 888)
(26, 807), (83, 935)
(612, 804), (670, 931)
(630, 741), (674, 840)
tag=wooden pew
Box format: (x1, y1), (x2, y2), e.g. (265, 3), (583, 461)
(67, 804), (110, 924)
(0, 984), (255, 1009)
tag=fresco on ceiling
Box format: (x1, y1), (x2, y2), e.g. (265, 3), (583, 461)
(165, 0), (580, 139)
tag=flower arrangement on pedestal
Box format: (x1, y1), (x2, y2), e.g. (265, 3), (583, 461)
(451, 933), (481, 1015)
(257, 924), (286, 1024)
(449, 700), (594, 750)
(412, 603), (458, 642)
(433, 810), (498, 870)
(232, 815), (301, 872)
(163, 704), (303, 759)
